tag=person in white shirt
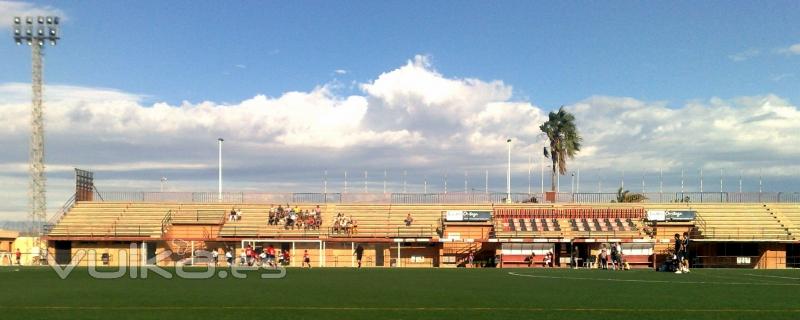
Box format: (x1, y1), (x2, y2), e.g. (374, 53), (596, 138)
(225, 250), (233, 266)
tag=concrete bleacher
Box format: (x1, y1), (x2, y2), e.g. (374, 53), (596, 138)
(763, 203), (800, 240)
(575, 203), (790, 240)
(493, 206), (643, 238)
(680, 203), (789, 240)
(48, 202), (174, 238)
(389, 204), (491, 238)
(217, 204), (325, 238)
(169, 207), (226, 225)
(49, 201), (794, 241)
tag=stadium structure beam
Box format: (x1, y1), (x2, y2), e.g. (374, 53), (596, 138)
(12, 15), (60, 237)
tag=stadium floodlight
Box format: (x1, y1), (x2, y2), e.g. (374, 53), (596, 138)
(11, 15), (61, 239)
(13, 16), (60, 46)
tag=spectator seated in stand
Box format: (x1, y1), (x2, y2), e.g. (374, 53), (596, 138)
(404, 214), (414, 227)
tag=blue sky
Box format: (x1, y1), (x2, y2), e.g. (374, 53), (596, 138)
(3, 1), (800, 108)
(2, 1), (800, 220)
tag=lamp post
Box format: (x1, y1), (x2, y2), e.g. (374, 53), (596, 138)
(506, 139), (512, 203)
(485, 170), (488, 194)
(527, 154), (531, 195)
(218, 138), (223, 201)
(160, 177), (167, 192)
(13, 15), (60, 236)
(570, 172), (575, 194)
(464, 171), (468, 193)
(403, 170), (407, 193)
(444, 171), (448, 194)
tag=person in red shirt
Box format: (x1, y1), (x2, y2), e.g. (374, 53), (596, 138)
(282, 250), (290, 266)
(266, 245), (276, 268)
(244, 245), (255, 266)
(15, 248), (22, 265)
(302, 249), (311, 268)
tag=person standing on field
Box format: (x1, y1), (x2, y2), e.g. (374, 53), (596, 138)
(354, 244), (364, 268)
(302, 249), (312, 268)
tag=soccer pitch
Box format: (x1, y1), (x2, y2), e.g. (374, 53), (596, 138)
(1, 267), (799, 320)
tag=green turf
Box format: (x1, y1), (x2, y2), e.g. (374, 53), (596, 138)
(1, 266), (799, 320)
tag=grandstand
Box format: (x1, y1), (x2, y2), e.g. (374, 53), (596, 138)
(41, 174), (800, 269)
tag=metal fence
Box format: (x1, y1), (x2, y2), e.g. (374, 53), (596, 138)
(89, 191), (800, 204)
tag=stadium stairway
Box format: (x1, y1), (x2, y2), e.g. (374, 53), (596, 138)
(763, 203), (800, 240)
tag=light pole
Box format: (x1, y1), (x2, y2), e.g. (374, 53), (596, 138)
(681, 168), (685, 194)
(540, 147), (545, 194)
(160, 177), (167, 192)
(506, 139), (512, 203)
(403, 170), (407, 193)
(739, 170), (743, 193)
(344, 171), (348, 193)
(13, 16), (60, 236)
(217, 138), (223, 201)
(642, 173), (646, 193)
(324, 170), (328, 194)
(700, 168), (704, 192)
(570, 172), (575, 194)
(444, 171), (448, 194)
(464, 171), (468, 193)
(364, 170), (368, 193)
(485, 170), (488, 194)
(527, 154), (532, 195)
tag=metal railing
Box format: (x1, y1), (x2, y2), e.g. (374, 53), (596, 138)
(88, 191), (800, 204)
(221, 225), (322, 238)
(161, 210), (173, 235)
(44, 193), (76, 234)
(327, 225), (435, 238)
(697, 226), (793, 240)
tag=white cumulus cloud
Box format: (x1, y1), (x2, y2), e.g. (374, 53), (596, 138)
(2, 55), (800, 220)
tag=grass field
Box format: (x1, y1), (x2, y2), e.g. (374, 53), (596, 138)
(1, 266), (799, 320)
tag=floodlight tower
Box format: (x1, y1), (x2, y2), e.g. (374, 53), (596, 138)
(12, 16), (60, 236)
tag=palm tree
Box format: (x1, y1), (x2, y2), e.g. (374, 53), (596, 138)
(540, 106), (582, 192)
(612, 187), (648, 203)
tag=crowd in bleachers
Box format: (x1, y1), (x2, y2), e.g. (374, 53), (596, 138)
(268, 204), (322, 230)
(228, 208), (242, 221)
(332, 213), (358, 235)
